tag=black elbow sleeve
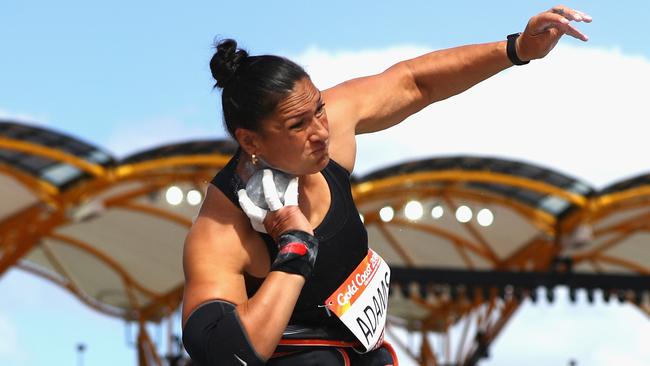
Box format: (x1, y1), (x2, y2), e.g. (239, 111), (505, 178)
(182, 300), (265, 366)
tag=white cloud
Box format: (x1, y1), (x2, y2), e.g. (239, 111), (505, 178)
(295, 44), (650, 189)
(297, 45), (430, 89)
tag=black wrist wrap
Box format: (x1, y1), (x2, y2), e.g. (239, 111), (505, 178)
(271, 230), (319, 279)
(507, 32), (530, 66)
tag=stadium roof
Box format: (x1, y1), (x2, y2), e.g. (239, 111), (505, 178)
(2, 120), (649, 364)
(1, 120), (237, 320)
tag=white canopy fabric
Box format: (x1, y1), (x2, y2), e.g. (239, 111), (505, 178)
(1, 120), (649, 328)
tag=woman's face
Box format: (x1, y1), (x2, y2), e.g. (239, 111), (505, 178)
(252, 77), (330, 175)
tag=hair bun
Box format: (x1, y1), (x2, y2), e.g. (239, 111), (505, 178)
(210, 39), (249, 89)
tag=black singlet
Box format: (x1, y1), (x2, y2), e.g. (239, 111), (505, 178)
(210, 152), (369, 328)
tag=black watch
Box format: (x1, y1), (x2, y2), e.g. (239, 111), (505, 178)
(506, 33), (529, 66)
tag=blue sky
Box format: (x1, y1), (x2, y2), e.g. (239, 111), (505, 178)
(2, 1), (650, 365)
(3, 0), (649, 155)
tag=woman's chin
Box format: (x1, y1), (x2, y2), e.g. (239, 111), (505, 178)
(312, 154), (330, 172)
(278, 153), (330, 176)
(296, 156), (330, 176)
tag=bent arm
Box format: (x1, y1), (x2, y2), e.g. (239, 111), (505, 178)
(238, 272), (304, 355)
(182, 187), (307, 362)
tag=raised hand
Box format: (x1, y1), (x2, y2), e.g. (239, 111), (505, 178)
(516, 5), (592, 62)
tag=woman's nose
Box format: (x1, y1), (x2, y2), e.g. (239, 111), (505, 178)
(310, 116), (328, 140)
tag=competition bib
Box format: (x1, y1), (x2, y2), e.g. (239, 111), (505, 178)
(325, 249), (391, 353)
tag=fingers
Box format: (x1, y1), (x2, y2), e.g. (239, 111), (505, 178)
(575, 9), (592, 23)
(238, 189), (267, 222)
(531, 10), (589, 41)
(251, 220), (267, 233)
(262, 169), (283, 211)
(563, 23), (589, 42)
(283, 177), (299, 206)
(551, 6), (592, 23)
(533, 12), (569, 31)
(238, 189), (269, 233)
(547, 5), (591, 41)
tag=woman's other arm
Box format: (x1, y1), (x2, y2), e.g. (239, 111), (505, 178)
(182, 185), (311, 361)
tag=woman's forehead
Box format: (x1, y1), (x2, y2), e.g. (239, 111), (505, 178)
(275, 78), (320, 117)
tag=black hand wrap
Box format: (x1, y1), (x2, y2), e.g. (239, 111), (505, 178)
(271, 230), (319, 279)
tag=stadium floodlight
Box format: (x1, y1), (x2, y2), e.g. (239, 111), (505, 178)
(477, 208), (494, 227)
(404, 200), (424, 220)
(431, 205), (444, 219)
(165, 186), (184, 206)
(186, 189), (202, 206)
(455, 205), (472, 223)
(379, 206), (394, 222)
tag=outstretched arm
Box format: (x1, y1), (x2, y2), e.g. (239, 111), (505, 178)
(324, 5), (591, 137)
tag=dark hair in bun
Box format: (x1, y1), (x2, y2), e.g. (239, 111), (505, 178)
(210, 39), (248, 88)
(210, 38), (309, 139)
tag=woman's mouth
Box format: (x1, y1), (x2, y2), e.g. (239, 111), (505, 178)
(311, 141), (328, 155)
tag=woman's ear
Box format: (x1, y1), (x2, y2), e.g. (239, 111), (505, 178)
(234, 128), (260, 156)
